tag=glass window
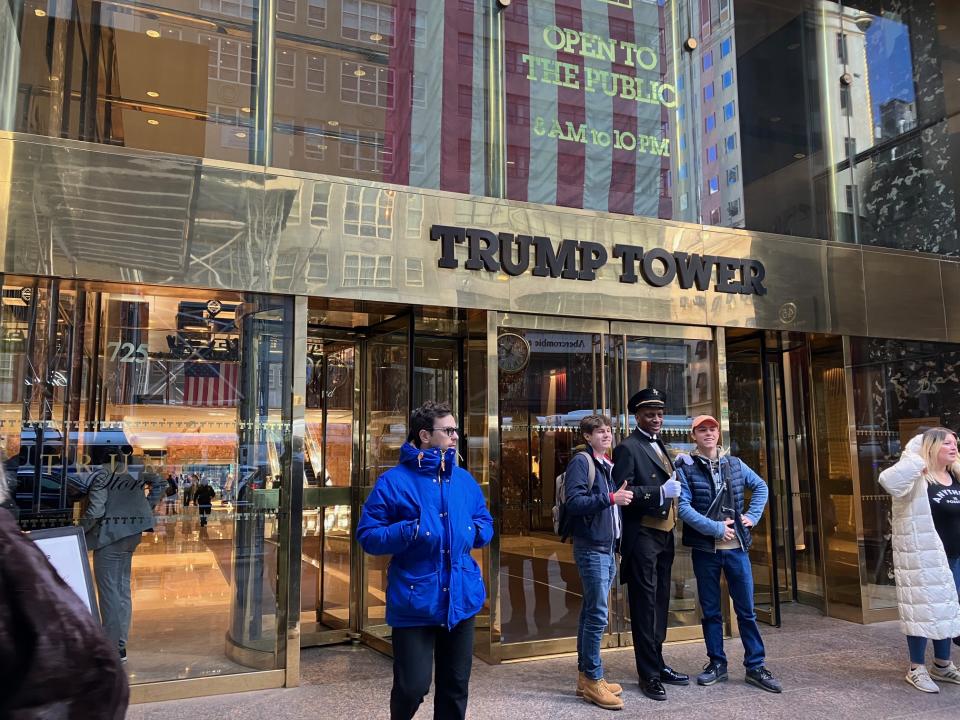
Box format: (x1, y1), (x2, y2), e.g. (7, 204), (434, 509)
(342, 254), (393, 287)
(311, 183), (331, 226)
(0, 277), (292, 684)
(706, 145), (717, 164)
(405, 258), (424, 287)
(339, 128), (392, 175)
(721, 37), (732, 58)
(709, 206), (721, 224)
(708, 175), (719, 194)
(343, 186), (394, 238)
(277, 0), (296, 23)
(705, 114), (716, 133)
(342, 0), (396, 46)
(725, 133), (736, 153)
(844, 136), (857, 160)
(277, 49), (297, 89)
(727, 199), (740, 216)
(704, 83), (714, 102)
(722, 69), (733, 89)
(723, 101), (735, 121)
(307, 253), (329, 284)
(837, 33), (848, 64)
(703, 50), (713, 70)
(306, 56), (326, 93)
(307, 0), (327, 27)
(340, 62), (394, 108)
(727, 166), (738, 184)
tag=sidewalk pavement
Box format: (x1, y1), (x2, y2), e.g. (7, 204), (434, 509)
(127, 606), (960, 719)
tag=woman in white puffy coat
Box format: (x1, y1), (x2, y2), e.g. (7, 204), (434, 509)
(879, 428), (960, 693)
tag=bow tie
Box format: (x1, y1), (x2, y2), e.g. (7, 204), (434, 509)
(643, 434), (659, 442)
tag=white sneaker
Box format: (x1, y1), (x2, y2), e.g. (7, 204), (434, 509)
(930, 662), (960, 685)
(906, 666), (940, 693)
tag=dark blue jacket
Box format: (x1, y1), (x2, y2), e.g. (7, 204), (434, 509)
(564, 451), (617, 552)
(356, 442), (494, 628)
(675, 453), (768, 553)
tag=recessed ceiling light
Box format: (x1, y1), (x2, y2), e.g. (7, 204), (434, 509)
(34, 8), (47, 16)
(354, 68), (366, 77)
(370, 33), (383, 42)
(770, 116), (782, 123)
(327, 120), (339, 126)
(240, 106), (251, 113)
(793, 152), (806, 159)
(146, 29), (160, 38)
(147, 119), (160, 125)
(235, 131), (247, 138)
(146, 90), (159, 98)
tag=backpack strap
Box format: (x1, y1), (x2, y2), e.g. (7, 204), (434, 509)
(579, 451), (596, 492)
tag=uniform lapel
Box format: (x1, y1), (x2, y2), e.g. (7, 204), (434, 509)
(635, 432), (672, 475)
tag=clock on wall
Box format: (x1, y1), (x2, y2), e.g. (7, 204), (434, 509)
(497, 332), (530, 374)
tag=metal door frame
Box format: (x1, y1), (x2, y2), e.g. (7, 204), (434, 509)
(487, 312), (719, 662)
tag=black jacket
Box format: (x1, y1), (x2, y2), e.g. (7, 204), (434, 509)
(612, 430), (674, 559)
(0, 508), (129, 719)
(564, 451), (617, 552)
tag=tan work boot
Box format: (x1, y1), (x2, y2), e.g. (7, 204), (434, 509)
(580, 677), (624, 710)
(577, 672), (623, 697)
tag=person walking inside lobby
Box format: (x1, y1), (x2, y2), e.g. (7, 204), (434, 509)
(674, 415), (782, 693)
(879, 427), (960, 693)
(563, 414), (634, 710)
(357, 401), (494, 720)
(81, 448), (155, 663)
(612, 388), (688, 701)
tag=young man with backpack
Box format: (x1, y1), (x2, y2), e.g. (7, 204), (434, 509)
(560, 414), (634, 710)
(674, 415), (782, 693)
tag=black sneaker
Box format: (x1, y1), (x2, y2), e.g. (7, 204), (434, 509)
(119, 648), (127, 663)
(953, 636), (960, 647)
(697, 660), (728, 686)
(745, 666), (781, 693)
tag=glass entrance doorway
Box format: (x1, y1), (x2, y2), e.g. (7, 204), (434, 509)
(299, 304), (465, 652)
(495, 316), (716, 658)
(725, 330), (831, 625)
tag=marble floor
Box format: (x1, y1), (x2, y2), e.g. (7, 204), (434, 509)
(128, 605), (960, 720)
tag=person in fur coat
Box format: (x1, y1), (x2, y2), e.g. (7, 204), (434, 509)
(879, 428), (960, 693)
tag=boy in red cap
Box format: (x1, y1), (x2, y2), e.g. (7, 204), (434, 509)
(674, 415), (782, 693)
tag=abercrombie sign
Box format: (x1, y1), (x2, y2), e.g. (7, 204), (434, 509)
(429, 225), (767, 296)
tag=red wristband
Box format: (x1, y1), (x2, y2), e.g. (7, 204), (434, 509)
(609, 492), (615, 505)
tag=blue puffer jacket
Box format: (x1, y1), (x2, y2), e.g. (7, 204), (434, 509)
(676, 453), (768, 553)
(357, 442), (494, 628)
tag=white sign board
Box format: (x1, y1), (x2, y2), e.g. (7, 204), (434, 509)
(29, 526), (99, 620)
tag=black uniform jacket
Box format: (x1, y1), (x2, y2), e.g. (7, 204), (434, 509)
(611, 429), (674, 560)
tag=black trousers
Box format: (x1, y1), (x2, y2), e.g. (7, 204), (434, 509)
(390, 616), (475, 720)
(623, 527), (674, 681)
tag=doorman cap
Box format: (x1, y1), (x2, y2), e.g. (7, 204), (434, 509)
(628, 388), (666, 413)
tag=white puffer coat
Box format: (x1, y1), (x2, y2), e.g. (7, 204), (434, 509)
(878, 435), (960, 639)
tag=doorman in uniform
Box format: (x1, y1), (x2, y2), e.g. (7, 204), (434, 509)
(612, 388), (687, 701)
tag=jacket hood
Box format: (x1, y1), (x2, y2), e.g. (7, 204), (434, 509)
(399, 442), (457, 476)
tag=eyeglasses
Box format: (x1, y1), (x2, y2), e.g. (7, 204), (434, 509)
(431, 426), (459, 437)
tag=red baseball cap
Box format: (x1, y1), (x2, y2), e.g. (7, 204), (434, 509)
(691, 415), (720, 431)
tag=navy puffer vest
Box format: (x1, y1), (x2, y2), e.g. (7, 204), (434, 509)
(681, 454), (753, 552)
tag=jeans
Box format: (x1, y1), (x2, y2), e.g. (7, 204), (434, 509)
(390, 616), (475, 720)
(692, 547), (765, 670)
(573, 545), (617, 681)
(93, 532), (142, 651)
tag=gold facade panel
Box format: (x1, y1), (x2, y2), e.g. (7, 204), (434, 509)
(940, 261), (960, 342)
(0, 133), (956, 343)
(862, 251), (947, 340)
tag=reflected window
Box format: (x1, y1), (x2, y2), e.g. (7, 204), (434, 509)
(706, 145), (717, 164)
(342, 0), (395, 47)
(704, 83), (714, 101)
(277, 50), (297, 88)
(339, 128), (392, 174)
(304, 126), (327, 160)
(342, 254), (393, 287)
(341, 62), (394, 108)
(703, 50), (713, 70)
(705, 114), (716, 133)
(837, 33), (848, 64)
(307, 254), (329, 284)
(344, 186), (394, 238)
(306, 57), (326, 93)
(311, 184), (331, 226)
(405, 258), (424, 287)
(721, 37), (732, 58)
(722, 70), (733, 89)
(277, 0), (296, 22)
(725, 133), (736, 153)
(204, 36), (254, 84)
(723, 101), (735, 121)
(708, 175), (719, 194)
(307, 0), (327, 27)
(200, 0), (256, 19)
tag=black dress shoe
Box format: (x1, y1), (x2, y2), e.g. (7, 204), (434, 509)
(641, 677), (667, 701)
(660, 666), (690, 686)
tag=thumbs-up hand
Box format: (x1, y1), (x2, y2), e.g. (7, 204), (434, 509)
(661, 477), (682, 499)
(612, 480), (634, 506)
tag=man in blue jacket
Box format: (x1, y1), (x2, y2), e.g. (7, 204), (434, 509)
(357, 401), (494, 720)
(564, 414), (634, 710)
(675, 415), (781, 693)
